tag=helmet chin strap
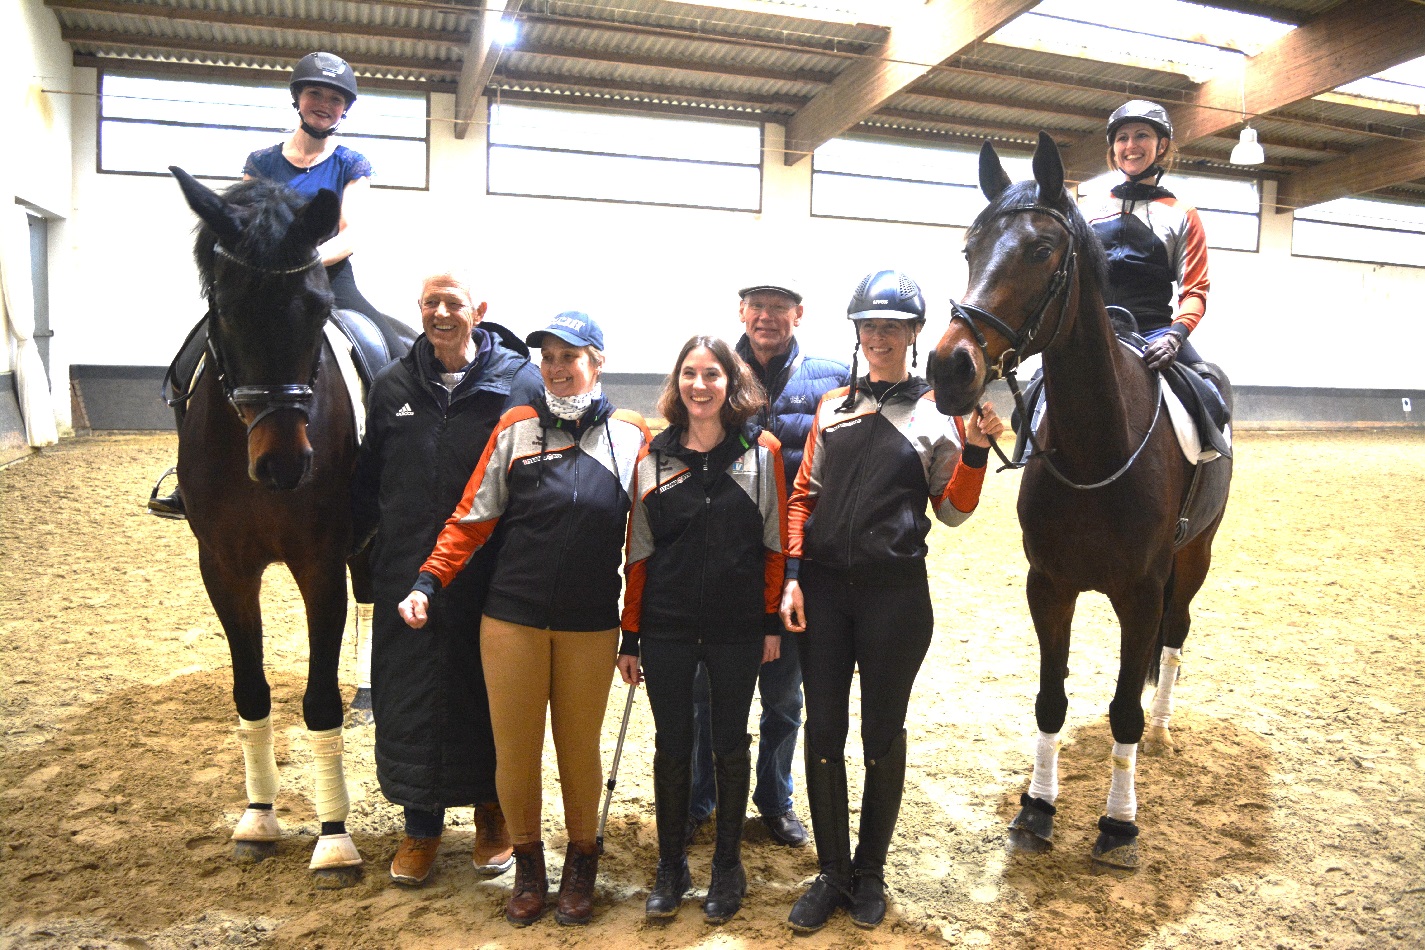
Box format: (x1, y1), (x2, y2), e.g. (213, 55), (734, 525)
(1127, 162), (1164, 183)
(294, 102), (343, 140)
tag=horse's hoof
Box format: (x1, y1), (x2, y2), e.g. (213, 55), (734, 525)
(1143, 726), (1175, 756)
(232, 807), (282, 844)
(310, 832), (364, 871)
(345, 707), (374, 728)
(312, 865), (364, 889)
(1091, 816), (1140, 869)
(233, 839), (278, 863)
(1008, 793), (1055, 846)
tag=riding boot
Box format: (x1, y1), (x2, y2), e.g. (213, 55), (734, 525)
(148, 403), (188, 519)
(704, 735), (751, 925)
(851, 730), (907, 929)
(555, 841), (599, 926)
(787, 742), (853, 934)
(505, 841), (548, 927)
(646, 749), (693, 919)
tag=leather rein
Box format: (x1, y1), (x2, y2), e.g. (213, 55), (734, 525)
(182, 243), (326, 435)
(947, 202), (1161, 491)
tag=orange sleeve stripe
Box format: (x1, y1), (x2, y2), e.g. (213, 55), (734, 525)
(1175, 206), (1210, 333)
(787, 391), (839, 559)
(761, 431), (788, 612)
(620, 558), (646, 633)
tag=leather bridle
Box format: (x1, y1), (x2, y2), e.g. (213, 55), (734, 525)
(946, 202), (1162, 490)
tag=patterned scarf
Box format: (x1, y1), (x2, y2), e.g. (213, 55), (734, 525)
(545, 383), (602, 421)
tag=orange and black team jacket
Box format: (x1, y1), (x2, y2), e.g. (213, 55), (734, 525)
(412, 395), (650, 632)
(620, 421), (788, 656)
(788, 378), (990, 585)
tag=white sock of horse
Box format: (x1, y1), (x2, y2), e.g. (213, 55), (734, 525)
(1028, 730), (1060, 803)
(1106, 742), (1138, 822)
(1149, 647), (1182, 731)
(309, 726), (350, 824)
(354, 602), (374, 691)
(236, 715), (278, 804)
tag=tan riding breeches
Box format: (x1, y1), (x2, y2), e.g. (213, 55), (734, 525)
(479, 616), (619, 846)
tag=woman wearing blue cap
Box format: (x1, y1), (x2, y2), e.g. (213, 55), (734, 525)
(400, 312), (649, 927)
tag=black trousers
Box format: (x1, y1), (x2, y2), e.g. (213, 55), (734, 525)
(641, 639), (762, 761)
(797, 563), (934, 762)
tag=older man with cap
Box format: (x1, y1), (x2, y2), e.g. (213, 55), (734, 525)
(685, 279), (849, 850)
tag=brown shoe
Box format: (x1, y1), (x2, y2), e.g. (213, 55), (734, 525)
(555, 841), (599, 926)
(472, 801), (515, 876)
(389, 834), (440, 886)
(506, 841), (548, 926)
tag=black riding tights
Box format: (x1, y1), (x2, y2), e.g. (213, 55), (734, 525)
(798, 564), (934, 763)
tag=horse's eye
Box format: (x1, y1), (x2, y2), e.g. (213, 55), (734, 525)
(1032, 245), (1053, 263)
(962, 248), (970, 261)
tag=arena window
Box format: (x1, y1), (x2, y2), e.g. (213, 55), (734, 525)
(1078, 171), (1261, 252)
(1292, 197), (1425, 269)
(98, 72), (429, 189)
(486, 101), (762, 211)
(810, 137), (1031, 227)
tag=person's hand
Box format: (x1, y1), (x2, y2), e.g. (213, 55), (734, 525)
(398, 591), (429, 629)
(967, 403), (1005, 447)
(762, 635), (782, 664)
(780, 580), (806, 633)
(1144, 332), (1183, 370)
(616, 653), (642, 686)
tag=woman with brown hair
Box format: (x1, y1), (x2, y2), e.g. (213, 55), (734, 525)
(617, 335), (788, 924)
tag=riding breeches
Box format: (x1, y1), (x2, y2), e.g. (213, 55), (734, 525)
(797, 562), (934, 763)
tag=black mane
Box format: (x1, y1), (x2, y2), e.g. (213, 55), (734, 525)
(192, 178), (313, 299)
(968, 179), (1109, 294)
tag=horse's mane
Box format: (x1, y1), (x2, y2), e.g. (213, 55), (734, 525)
(192, 178), (312, 299)
(969, 179), (1109, 295)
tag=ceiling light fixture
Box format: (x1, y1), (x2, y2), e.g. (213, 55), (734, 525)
(1230, 53), (1264, 165)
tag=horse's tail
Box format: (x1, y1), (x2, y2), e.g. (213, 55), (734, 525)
(1145, 567), (1175, 689)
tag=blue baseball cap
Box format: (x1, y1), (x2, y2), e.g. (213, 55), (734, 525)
(525, 311), (604, 350)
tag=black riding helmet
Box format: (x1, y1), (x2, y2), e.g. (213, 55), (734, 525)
(291, 51), (358, 108)
(839, 270), (926, 411)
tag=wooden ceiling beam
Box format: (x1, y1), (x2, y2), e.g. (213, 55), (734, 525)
(510, 38), (836, 86)
(512, 8), (881, 58)
(783, 0), (1039, 165)
(493, 68), (805, 114)
(45, 0), (460, 43)
(454, 1), (517, 139)
(72, 53), (456, 93)
(1276, 138), (1425, 212)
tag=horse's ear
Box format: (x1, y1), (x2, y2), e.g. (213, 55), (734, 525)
(170, 166), (242, 247)
(979, 140), (1011, 201)
(286, 188), (342, 253)
(1032, 131), (1066, 205)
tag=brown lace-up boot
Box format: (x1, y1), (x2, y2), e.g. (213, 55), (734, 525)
(505, 841), (548, 926)
(555, 841), (599, 925)
(472, 801), (514, 876)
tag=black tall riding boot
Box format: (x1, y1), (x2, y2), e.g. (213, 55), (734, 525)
(704, 734), (751, 924)
(787, 741), (853, 934)
(851, 730), (907, 928)
(646, 749), (693, 920)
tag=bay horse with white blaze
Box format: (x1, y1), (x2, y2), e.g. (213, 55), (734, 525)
(928, 134), (1232, 868)
(170, 166), (367, 885)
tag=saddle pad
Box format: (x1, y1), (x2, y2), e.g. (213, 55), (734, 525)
(322, 321), (368, 444)
(1162, 385), (1229, 465)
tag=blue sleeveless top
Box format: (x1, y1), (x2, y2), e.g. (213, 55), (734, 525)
(242, 143), (373, 199)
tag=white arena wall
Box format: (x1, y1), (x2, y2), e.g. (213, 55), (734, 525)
(9, 0), (1424, 438)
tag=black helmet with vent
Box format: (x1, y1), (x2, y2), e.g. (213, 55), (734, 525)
(290, 52), (359, 106)
(1107, 100), (1172, 141)
(847, 269), (926, 322)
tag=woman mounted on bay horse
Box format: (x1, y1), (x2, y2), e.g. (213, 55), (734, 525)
(928, 131), (1232, 868)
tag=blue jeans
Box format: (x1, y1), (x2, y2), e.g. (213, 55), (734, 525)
(690, 633), (802, 821)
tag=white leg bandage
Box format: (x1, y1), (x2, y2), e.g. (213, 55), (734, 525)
(1106, 742), (1138, 822)
(354, 602), (374, 690)
(309, 727), (350, 824)
(237, 715), (279, 804)
(1149, 647), (1182, 730)
(1027, 731), (1061, 803)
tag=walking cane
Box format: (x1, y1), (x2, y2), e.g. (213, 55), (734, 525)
(597, 681), (638, 855)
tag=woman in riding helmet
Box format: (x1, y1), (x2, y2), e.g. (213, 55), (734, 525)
(1087, 100), (1212, 371)
(779, 270), (1004, 934)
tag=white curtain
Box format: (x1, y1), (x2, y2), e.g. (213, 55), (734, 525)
(0, 203), (59, 447)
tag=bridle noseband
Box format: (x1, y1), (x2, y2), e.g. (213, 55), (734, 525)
(207, 244), (326, 434)
(947, 201), (1162, 490)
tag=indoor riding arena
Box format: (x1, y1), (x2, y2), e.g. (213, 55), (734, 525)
(6, 2), (1424, 949)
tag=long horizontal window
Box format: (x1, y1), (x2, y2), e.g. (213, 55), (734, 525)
(1292, 197), (1425, 268)
(812, 137), (1031, 227)
(487, 102), (761, 211)
(99, 73), (429, 189)
(1078, 171), (1260, 251)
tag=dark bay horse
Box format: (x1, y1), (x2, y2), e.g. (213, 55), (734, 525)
(170, 166), (367, 884)
(928, 134), (1232, 868)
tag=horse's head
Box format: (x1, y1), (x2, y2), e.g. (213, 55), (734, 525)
(930, 132), (1105, 417)
(172, 166), (340, 489)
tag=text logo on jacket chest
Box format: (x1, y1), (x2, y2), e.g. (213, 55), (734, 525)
(523, 451), (564, 465)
